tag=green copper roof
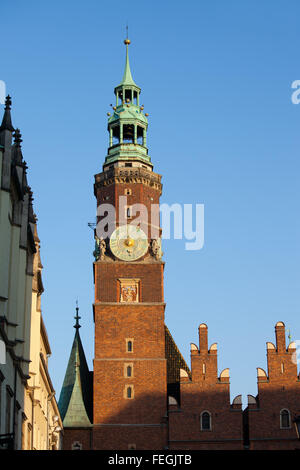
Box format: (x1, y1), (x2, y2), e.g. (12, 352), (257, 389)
(108, 105), (148, 125)
(58, 329), (93, 427)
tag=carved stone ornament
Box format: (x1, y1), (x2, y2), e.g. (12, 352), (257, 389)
(119, 279), (139, 303)
(94, 236), (106, 261)
(150, 238), (163, 260)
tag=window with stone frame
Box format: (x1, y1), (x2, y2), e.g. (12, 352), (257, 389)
(0, 371), (4, 430)
(5, 386), (13, 434)
(126, 339), (134, 353)
(27, 423), (32, 450)
(280, 409), (291, 429)
(200, 411), (211, 431)
(124, 363), (133, 377)
(125, 385), (134, 399)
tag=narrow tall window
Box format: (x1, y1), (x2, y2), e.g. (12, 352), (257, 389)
(126, 386), (134, 399)
(137, 126), (144, 145)
(201, 411), (211, 431)
(27, 424), (32, 450)
(126, 340), (133, 352)
(21, 417), (26, 450)
(0, 373), (3, 428)
(112, 125), (120, 145)
(280, 409), (290, 428)
(14, 404), (20, 450)
(5, 387), (12, 434)
(124, 363), (133, 378)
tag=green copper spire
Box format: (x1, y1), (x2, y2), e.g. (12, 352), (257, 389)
(62, 341), (92, 428)
(119, 38), (137, 87)
(58, 305), (92, 427)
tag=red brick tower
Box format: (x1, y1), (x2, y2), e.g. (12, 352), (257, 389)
(92, 38), (167, 450)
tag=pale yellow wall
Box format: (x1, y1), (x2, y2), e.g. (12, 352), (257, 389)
(22, 233), (63, 450)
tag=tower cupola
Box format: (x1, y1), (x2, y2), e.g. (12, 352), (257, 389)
(104, 38), (152, 170)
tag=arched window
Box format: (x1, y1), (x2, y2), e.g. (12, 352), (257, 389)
(127, 365), (132, 377)
(127, 340), (133, 352)
(280, 409), (291, 429)
(127, 386), (133, 399)
(200, 411), (211, 431)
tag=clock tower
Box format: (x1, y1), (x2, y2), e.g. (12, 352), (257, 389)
(59, 37), (244, 452)
(92, 37), (167, 450)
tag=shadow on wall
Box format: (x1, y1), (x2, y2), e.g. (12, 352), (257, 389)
(62, 380), (300, 451)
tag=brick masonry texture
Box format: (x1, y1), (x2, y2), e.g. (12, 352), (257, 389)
(61, 172), (300, 450)
(95, 262), (164, 303)
(245, 322), (300, 450)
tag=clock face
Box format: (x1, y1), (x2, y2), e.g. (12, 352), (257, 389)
(110, 225), (148, 261)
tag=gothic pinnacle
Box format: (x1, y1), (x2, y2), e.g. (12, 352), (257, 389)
(14, 128), (22, 147)
(0, 95), (15, 132)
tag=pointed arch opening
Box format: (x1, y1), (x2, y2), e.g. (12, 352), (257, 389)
(200, 411), (212, 431)
(280, 409), (291, 429)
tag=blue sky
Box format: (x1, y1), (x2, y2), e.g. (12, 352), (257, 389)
(1, 0), (300, 407)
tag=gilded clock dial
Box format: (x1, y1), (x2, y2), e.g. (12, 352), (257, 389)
(110, 225), (148, 261)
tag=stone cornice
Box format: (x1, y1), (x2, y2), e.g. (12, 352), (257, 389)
(94, 167), (162, 193)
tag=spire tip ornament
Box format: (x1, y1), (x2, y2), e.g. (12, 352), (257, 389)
(5, 95), (12, 110)
(74, 300), (81, 330)
(124, 24), (130, 45)
(0, 94), (14, 132)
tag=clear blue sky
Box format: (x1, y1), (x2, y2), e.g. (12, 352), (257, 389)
(2, 0), (300, 407)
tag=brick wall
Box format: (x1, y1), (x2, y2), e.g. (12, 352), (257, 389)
(246, 321), (300, 450)
(62, 428), (92, 450)
(168, 324), (243, 450)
